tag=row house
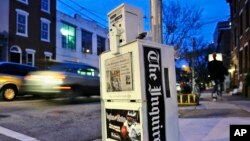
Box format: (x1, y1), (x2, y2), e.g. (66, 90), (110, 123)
(0, 0), (56, 67)
(227, 0), (250, 97)
(56, 11), (109, 68)
(0, 0), (108, 69)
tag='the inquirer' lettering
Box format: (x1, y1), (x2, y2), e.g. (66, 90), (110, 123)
(146, 49), (164, 141)
(148, 51), (160, 81)
(148, 84), (163, 141)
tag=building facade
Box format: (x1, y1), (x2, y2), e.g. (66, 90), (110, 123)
(227, 0), (250, 97)
(213, 21), (231, 68)
(213, 20), (231, 91)
(0, 0), (56, 67)
(56, 11), (109, 68)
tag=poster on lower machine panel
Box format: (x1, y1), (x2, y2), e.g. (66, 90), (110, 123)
(106, 109), (141, 141)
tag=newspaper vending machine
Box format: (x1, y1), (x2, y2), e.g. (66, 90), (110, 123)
(100, 3), (179, 141)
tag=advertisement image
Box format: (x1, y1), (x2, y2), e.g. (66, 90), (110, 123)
(106, 109), (141, 141)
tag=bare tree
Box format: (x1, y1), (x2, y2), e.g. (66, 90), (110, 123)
(183, 38), (217, 85)
(162, 0), (203, 58)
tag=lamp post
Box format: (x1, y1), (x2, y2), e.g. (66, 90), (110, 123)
(191, 38), (195, 94)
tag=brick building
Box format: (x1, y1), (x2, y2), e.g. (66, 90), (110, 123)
(0, 0), (56, 67)
(227, 0), (250, 97)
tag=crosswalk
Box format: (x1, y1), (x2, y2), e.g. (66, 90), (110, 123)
(0, 126), (39, 141)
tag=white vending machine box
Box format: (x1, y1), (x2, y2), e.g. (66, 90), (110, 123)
(108, 3), (143, 47)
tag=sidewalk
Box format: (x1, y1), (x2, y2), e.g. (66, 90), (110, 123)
(179, 91), (250, 141)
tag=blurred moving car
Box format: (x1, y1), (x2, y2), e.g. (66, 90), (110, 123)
(23, 62), (100, 98)
(0, 62), (37, 101)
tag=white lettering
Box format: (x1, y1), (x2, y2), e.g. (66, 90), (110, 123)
(149, 106), (160, 116)
(153, 130), (161, 141)
(146, 49), (164, 141)
(241, 129), (247, 135)
(148, 84), (162, 140)
(234, 129), (247, 136)
(148, 51), (160, 80)
(148, 85), (162, 96)
(106, 114), (126, 122)
(234, 129), (241, 136)
(109, 123), (121, 132)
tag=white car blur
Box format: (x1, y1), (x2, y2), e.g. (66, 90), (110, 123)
(22, 62), (100, 98)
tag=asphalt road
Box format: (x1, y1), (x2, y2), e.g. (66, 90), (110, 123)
(0, 97), (101, 141)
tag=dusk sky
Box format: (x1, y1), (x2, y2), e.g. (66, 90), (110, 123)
(57, 0), (230, 43)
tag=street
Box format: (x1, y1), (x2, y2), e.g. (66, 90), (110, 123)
(0, 97), (101, 141)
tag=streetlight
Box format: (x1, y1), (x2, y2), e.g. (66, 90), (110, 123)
(182, 65), (191, 73)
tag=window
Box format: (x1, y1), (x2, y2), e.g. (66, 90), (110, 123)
(77, 68), (96, 76)
(16, 9), (29, 37)
(49, 63), (99, 77)
(10, 46), (22, 63)
(17, 0), (28, 5)
(25, 49), (36, 66)
(97, 35), (105, 55)
(82, 30), (92, 54)
(44, 51), (52, 61)
(61, 22), (76, 50)
(27, 53), (33, 66)
(41, 0), (50, 13)
(41, 18), (50, 42)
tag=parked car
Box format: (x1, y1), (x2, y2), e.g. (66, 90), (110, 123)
(22, 62), (100, 99)
(0, 62), (37, 101)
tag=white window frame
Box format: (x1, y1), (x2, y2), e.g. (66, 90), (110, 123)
(17, 0), (28, 5)
(16, 9), (29, 37)
(40, 18), (51, 42)
(44, 51), (52, 60)
(10, 45), (22, 64)
(41, 0), (50, 13)
(25, 49), (36, 66)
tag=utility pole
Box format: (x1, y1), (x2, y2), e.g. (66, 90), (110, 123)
(192, 38), (195, 94)
(150, 0), (162, 43)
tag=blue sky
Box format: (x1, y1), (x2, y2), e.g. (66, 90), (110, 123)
(57, 0), (230, 43)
